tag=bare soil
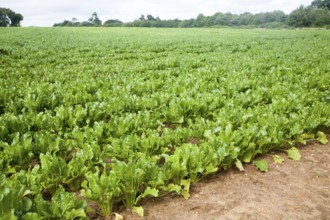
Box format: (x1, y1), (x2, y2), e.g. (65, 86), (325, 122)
(122, 137), (330, 220)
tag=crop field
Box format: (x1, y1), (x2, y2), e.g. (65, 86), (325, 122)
(0, 27), (329, 219)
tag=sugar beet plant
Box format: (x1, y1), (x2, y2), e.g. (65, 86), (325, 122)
(0, 27), (329, 218)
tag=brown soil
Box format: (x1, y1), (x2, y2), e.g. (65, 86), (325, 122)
(122, 137), (330, 220)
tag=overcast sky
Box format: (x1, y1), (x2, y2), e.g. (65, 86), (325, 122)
(2, 0), (312, 27)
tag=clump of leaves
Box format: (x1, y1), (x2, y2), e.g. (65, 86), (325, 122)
(0, 173), (34, 219)
(81, 168), (121, 217)
(33, 187), (87, 219)
(316, 131), (328, 145)
(111, 157), (159, 217)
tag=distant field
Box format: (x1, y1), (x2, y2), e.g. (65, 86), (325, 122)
(0, 28), (329, 219)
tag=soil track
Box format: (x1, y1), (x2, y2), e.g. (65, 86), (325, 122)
(122, 137), (330, 220)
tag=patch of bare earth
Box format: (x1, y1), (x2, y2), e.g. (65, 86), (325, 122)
(122, 137), (330, 220)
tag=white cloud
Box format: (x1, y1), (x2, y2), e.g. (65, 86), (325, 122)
(1, 0), (312, 26)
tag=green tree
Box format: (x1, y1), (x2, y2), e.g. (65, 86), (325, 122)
(88, 12), (102, 26)
(194, 14), (211, 27)
(179, 19), (195, 28)
(0, 8), (23, 27)
(308, 7), (330, 26)
(147, 14), (156, 21)
(287, 5), (330, 27)
(287, 6), (312, 27)
(311, 0), (330, 10)
(103, 19), (123, 27)
(218, 13), (234, 26)
(0, 12), (10, 26)
(238, 12), (254, 26)
(71, 17), (79, 26)
(139, 15), (146, 21)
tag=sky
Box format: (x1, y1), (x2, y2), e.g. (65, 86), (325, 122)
(2, 0), (312, 27)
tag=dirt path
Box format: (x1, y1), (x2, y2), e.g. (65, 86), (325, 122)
(122, 137), (330, 220)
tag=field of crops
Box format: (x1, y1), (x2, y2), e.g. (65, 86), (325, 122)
(0, 27), (329, 219)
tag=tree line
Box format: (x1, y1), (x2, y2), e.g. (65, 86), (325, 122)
(53, 0), (330, 28)
(1, 0), (329, 28)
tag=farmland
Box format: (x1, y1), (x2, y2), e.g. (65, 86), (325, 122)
(0, 28), (329, 219)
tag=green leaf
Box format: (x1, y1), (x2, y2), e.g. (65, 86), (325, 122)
(316, 131), (328, 145)
(132, 206), (144, 217)
(295, 136), (306, 145)
(5, 167), (16, 175)
(0, 211), (16, 220)
(181, 190), (190, 200)
(205, 164), (218, 175)
(253, 160), (268, 172)
(64, 208), (87, 219)
(272, 155), (284, 164)
(142, 187), (158, 198)
(287, 147), (301, 160)
(23, 190), (32, 197)
(203, 130), (213, 140)
(300, 133), (314, 139)
(176, 115), (184, 124)
(22, 197), (33, 212)
(0, 172), (7, 186)
(180, 179), (190, 199)
(234, 159), (244, 172)
(242, 146), (255, 163)
(161, 183), (181, 194)
(136, 187), (159, 203)
(22, 213), (43, 220)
